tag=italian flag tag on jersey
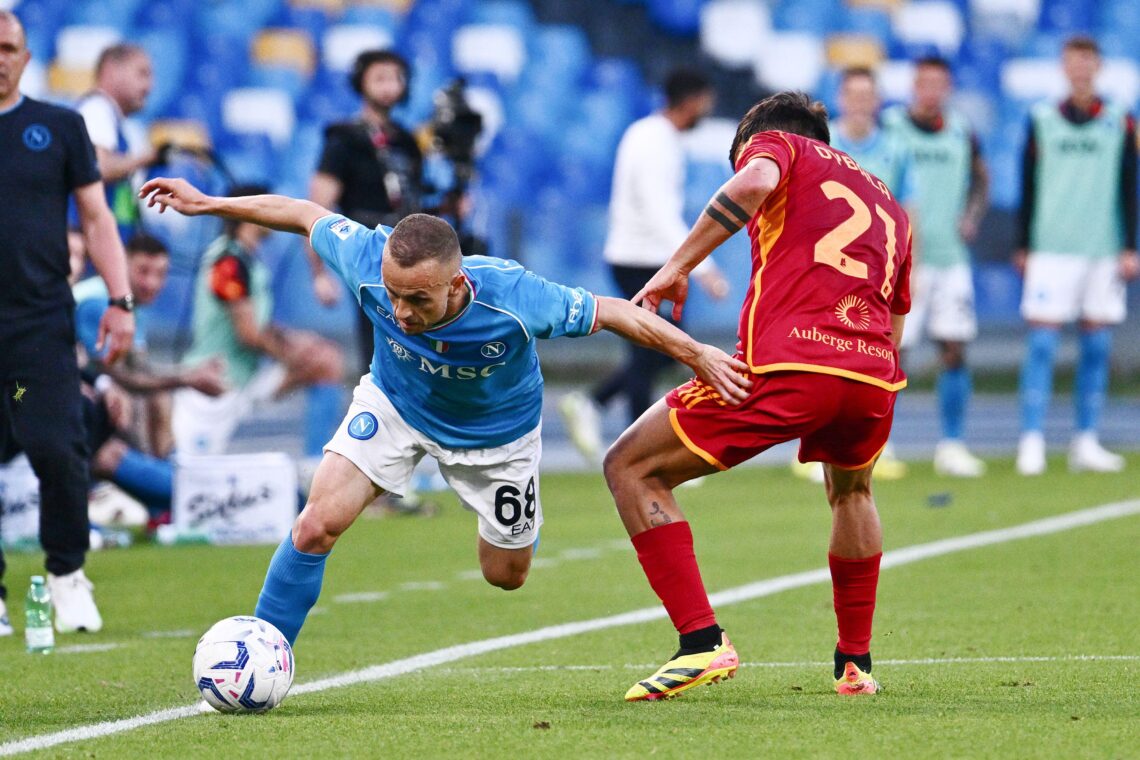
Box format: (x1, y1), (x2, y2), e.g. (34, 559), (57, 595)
(430, 339), (449, 353)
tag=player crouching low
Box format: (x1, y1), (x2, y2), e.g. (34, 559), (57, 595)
(137, 176), (750, 648)
(608, 92), (910, 700)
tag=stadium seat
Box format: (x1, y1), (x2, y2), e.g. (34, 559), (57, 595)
(892, 1), (966, 57)
(1000, 57), (1064, 103)
(221, 87), (297, 147)
(876, 58), (916, 104)
(321, 24), (396, 72)
(253, 29), (318, 76)
(753, 32), (826, 92)
(680, 117), (737, 164)
(646, 0), (704, 36)
(468, 0), (536, 32)
(451, 24), (527, 83)
(290, 0), (349, 11)
(46, 62), (95, 99)
(827, 34), (886, 69)
(529, 25), (592, 84)
(138, 29), (189, 118)
(54, 25), (121, 69)
(149, 119), (213, 152)
(699, 0), (772, 70)
(19, 58), (48, 99)
(1099, 58), (1140, 108)
(773, 0), (842, 34)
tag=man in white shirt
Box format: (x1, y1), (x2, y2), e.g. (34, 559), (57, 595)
(561, 68), (728, 463)
(76, 43), (156, 241)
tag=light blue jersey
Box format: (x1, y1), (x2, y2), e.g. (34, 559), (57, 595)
(310, 214), (599, 449)
(830, 126), (916, 204)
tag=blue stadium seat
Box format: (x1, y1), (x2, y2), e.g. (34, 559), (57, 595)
(138, 29), (189, 119)
(646, 0), (704, 36)
(773, 0), (842, 35)
(528, 25), (592, 84)
(468, 0), (535, 32)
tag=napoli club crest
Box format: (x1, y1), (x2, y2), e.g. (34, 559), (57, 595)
(347, 412), (378, 440)
(480, 341), (506, 358)
(23, 124), (51, 151)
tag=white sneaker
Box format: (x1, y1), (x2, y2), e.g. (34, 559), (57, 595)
(933, 440), (986, 478)
(1069, 432), (1125, 473)
(48, 569), (103, 633)
(0, 598), (12, 637)
(1016, 432), (1046, 476)
(88, 481), (149, 528)
(557, 391), (603, 465)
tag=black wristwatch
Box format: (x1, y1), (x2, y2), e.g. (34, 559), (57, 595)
(107, 294), (136, 312)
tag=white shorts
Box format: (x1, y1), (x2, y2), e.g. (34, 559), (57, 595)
(172, 362), (286, 455)
(900, 264), (977, 349)
(326, 377), (543, 550)
(1020, 252), (1127, 325)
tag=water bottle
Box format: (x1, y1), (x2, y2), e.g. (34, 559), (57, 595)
(25, 576), (54, 655)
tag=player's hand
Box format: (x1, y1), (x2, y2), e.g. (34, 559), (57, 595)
(138, 177), (213, 217)
(184, 357), (228, 397)
(313, 270), (341, 306)
(696, 269), (730, 301)
(96, 306), (135, 365)
(634, 264), (690, 321)
(1119, 250), (1140, 281)
(689, 346), (752, 406)
(1012, 248), (1029, 276)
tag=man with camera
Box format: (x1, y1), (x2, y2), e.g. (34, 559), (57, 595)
(306, 49), (424, 375)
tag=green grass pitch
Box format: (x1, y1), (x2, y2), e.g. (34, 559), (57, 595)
(1, 455), (1137, 758)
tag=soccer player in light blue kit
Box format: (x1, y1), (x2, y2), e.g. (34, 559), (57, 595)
(139, 176), (751, 644)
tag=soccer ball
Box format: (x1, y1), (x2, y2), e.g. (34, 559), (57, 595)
(192, 616), (294, 713)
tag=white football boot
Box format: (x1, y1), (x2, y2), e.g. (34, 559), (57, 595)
(49, 569), (103, 633)
(1069, 432), (1125, 473)
(1016, 431), (1047, 476)
(933, 440), (986, 478)
(558, 391), (603, 466)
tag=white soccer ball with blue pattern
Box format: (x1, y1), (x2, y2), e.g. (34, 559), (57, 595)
(192, 616), (294, 713)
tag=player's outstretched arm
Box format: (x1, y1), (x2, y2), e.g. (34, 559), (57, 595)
(634, 157), (780, 320)
(139, 177), (331, 237)
(594, 296), (751, 405)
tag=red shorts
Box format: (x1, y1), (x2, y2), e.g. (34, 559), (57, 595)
(666, 371), (897, 470)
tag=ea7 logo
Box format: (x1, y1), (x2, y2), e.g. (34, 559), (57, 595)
(480, 341), (506, 358)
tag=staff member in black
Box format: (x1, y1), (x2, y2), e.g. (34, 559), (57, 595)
(306, 49), (423, 375)
(0, 11), (134, 636)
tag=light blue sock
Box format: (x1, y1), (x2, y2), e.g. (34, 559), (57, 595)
(111, 448), (173, 516)
(1075, 328), (1112, 433)
(254, 536), (329, 644)
(1019, 327), (1059, 433)
(304, 383), (343, 457)
(937, 366), (971, 441)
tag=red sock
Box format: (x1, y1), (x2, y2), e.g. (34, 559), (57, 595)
(631, 522), (717, 634)
(829, 552), (881, 655)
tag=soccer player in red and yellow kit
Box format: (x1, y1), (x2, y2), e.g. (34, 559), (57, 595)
(605, 92), (913, 700)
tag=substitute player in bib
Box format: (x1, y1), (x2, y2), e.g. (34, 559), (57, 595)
(138, 176), (750, 645)
(605, 92), (912, 700)
(883, 56), (989, 477)
(1015, 35), (1139, 476)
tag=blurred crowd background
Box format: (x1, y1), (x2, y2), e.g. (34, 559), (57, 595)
(7, 0), (1140, 374)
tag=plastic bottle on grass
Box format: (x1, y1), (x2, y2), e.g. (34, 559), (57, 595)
(25, 575), (54, 654)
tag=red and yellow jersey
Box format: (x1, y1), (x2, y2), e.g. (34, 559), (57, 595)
(733, 130), (913, 391)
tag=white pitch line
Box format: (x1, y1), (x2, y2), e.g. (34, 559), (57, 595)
(430, 654), (1140, 674)
(2, 498), (1137, 757)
